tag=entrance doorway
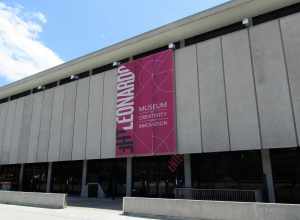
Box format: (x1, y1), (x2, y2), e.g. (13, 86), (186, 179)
(51, 161), (82, 195)
(87, 158), (126, 198)
(132, 156), (184, 198)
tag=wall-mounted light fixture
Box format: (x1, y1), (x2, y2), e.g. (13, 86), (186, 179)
(242, 18), (252, 27)
(70, 75), (79, 80)
(168, 43), (176, 49)
(113, 61), (120, 67)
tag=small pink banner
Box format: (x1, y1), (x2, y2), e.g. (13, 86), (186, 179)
(116, 49), (176, 157)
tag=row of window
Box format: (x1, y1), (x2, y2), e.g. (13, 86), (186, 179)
(1, 2), (300, 105)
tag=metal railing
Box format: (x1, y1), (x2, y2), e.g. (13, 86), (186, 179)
(175, 188), (262, 202)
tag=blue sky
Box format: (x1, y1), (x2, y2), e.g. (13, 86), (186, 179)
(0, 0), (228, 86)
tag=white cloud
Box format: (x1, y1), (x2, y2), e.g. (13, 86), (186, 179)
(31, 12), (47, 24)
(0, 2), (63, 82)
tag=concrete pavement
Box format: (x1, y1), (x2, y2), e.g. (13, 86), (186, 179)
(0, 203), (164, 220)
(0, 198), (187, 220)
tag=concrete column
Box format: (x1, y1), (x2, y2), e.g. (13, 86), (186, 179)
(81, 160), (88, 197)
(261, 149), (276, 203)
(184, 154), (192, 188)
(46, 162), (52, 193)
(18, 164), (24, 191)
(126, 157), (132, 196)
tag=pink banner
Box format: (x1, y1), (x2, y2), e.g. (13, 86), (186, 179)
(116, 49), (176, 157)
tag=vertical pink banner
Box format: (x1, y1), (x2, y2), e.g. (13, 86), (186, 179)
(116, 49), (176, 157)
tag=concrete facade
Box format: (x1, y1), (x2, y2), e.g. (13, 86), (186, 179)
(86, 74), (103, 159)
(250, 20), (297, 149)
(48, 86), (64, 162)
(72, 79), (89, 161)
(1, 10), (300, 164)
(60, 82), (77, 161)
(175, 45), (202, 154)
(222, 29), (261, 151)
(0, 9), (300, 164)
(18, 95), (33, 163)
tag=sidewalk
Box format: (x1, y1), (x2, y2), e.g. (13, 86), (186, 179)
(0, 203), (162, 220)
(0, 197), (185, 220)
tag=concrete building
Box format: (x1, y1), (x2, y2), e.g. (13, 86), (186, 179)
(0, 0), (300, 203)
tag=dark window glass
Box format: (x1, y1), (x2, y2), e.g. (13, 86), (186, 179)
(271, 147), (300, 204)
(132, 155), (184, 198)
(92, 63), (114, 75)
(0, 98), (9, 104)
(77, 71), (90, 79)
(133, 46), (169, 60)
(184, 22), (244, 46)
(253, 3), (300, 26)
(44, 81), (58, 90)
(191, 151), (263, 190)
(59, 76), (75, 85)
(0, 165), (20, 190)
(10, 90), (31, 100)
(23, 163), (48, 192)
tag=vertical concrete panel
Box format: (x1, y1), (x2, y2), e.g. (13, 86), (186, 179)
(197, 38), (229, 152)
(28, 92), (44, 163)
(101, 69), (116, 158)
(37, 89), (54, 162)
(2, 100), (17, 164)
(9, 98), (24, 164)
(18, 95), (33, 163)
(0, 103), (8, 164)
(60, 82), (77, 161)
(175, 46), (202, 154)
(280, 13), (300, 145)
(250, 21), (297, 148)
(86, 74), (103, 159)
(48, 86), (64, 162)
(72, 78), (90, 160)
(222, 30), (261, 150)
(0, 104), (3, 164)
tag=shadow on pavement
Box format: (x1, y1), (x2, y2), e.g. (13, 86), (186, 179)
(66, 196), (123, 211)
